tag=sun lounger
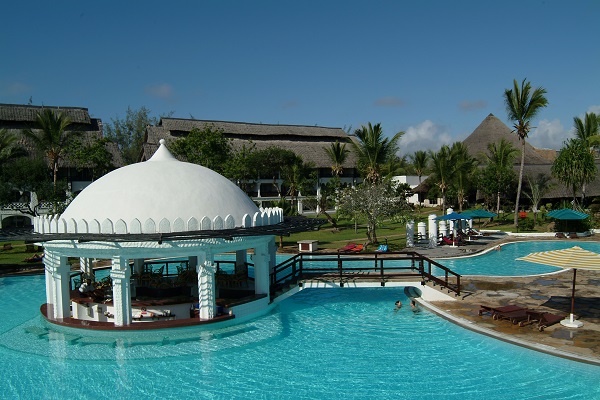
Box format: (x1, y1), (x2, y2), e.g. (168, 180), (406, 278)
(339, 242), (357, 252)
(375, 244), (388, 253)
(494, 308), (530, 324)
(521, 310), (565, 331)
(568, 232), (579, 239)
(350, 244), (364, 252)
(478, 304), (525, 317)
(555, 232), (567, 239)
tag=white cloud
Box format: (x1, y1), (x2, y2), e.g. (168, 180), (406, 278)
(528, 119), (570, 150)
(587, 105), (600, 115)
(398, 120), (453, 156)
(145, 83), (174, 99)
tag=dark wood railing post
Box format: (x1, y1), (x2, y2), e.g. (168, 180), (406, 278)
(337, 252), (344, 287)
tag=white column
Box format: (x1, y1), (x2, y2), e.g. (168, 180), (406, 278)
(406, 220), (415, 247)
(45, 251), (70, 319)
(197, 252), (217, 320)
(253, 241), (270, 295)
(110, 256), (132, 326)
(428, 214), (438, 247)
(79, 257), (93, 277)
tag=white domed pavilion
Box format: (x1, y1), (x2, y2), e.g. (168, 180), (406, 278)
(35, 140), (303, 329)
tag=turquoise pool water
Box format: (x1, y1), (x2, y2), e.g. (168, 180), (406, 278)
(2, 240), (599, 398)
(1, 274), (599, 398)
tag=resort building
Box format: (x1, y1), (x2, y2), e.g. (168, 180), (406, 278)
(142, 118), (360, 209)
(0, 103), (122, 229)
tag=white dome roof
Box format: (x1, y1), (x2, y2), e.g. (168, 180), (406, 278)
(58, 140), (265, 233)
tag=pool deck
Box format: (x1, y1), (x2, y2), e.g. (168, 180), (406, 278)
(415, 233), (600, 365)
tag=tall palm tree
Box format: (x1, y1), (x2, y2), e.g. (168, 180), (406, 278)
(504, 78), (548, 227)
(572, 112), (599, 202)
(22, 109), (79, 191)
(352, 123), (404, 183)
(428, 145), (453, 214)
(483, 138), (518, 215)
(450, 142), (478, 212)
(324, 141), (349, 177)
(409, 150), (429, 184)
(0, 128), (26, 165)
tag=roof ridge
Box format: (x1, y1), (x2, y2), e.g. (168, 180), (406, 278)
(159, 117), (344, 130)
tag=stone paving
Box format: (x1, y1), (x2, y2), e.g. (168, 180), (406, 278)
(415, 233), (600, 364)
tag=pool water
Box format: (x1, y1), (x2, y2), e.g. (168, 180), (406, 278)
(1, 271), (599, 399)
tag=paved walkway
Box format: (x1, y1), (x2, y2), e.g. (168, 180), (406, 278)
(416, 233), (600, 364)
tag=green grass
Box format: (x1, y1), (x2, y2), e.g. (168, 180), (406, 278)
(0, 241), (42, 266)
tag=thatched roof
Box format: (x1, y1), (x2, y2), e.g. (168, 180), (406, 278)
(463, 113), (550, 165)
(0, 103), (122, 168)
(142, 118), (358, 169)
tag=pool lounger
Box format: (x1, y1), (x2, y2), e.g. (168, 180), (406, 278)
(478, 304), (525, 318)
(520, 310), (565, 331)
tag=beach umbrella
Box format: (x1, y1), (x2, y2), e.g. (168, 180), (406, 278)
(462, 209), (497, 228)
(546, 208), (588, 220)
(546, 208), (588, 233)
(516, 246), (600, 328)
(435, 212), (472, 221)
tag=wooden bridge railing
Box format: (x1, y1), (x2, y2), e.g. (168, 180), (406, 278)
(270, 251), (461, 299)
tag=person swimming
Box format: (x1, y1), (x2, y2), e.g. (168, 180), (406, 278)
(394, 300), (402, 310)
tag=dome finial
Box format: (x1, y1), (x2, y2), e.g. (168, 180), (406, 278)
(149, 139), (177, 162)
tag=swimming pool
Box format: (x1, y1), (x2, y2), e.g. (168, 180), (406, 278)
(1, 273), (599, 398)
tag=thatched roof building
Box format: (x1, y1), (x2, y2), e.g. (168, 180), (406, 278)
(142, 118), (359, 178)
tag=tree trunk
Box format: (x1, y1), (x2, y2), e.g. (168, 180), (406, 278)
(514, 141), (526, 227)
(496, 191), (501, 216)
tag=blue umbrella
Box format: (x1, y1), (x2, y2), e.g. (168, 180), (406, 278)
(436, 212), (472, 221)
(546, 208), (588, 220)
(462, 209), (497, 218)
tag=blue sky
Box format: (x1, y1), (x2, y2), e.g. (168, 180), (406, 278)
(2, 0), (599, 156)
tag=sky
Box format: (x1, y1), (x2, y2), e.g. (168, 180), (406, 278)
(2, 0), (599, 156)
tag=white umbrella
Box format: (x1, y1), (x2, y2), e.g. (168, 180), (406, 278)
(516, 246), (600, 328)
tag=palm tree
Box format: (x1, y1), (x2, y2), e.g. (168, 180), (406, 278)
(0, 128), (26, 165)
(450, 142), (478, 212)
(428, 145), (454, 214)
(524, 173), (553, 227)
(352, 123), (404, 183)
(22, 109), (79, 191)
(409, 150), (429, 184)
(551, 138), (597, 206)
(572, 112), (599, 202)
(324, 141), (349, 177)
(483, 138), (518, 215)
(504, 78), (549, 227)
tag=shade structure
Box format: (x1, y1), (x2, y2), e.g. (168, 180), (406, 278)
(546, 208), (588, 220)
(516, 246), (600, 328)
(462, 209), (497, 219)
(435, 212), (472, 221)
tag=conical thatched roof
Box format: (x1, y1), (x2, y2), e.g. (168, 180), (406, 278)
(463, 113), (549, 165)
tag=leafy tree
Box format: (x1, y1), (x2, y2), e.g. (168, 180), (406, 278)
(450, 142), (478, 212)
(66, 137), (116, 180)
(22, 109), (81, 191)
(251, 146), (302, 196)
(0, 157), (65, 216)
(352, 123), (404, 183)
(551, 138), (597, 206)
(224, 142), (258, 194)
(169, 124), (232, 174)
(280, 159), (317, 211)
(503, 78), (549, 226)
(324, 141), (349, 177)
(409, 150), (429, 184)
(338, 181), (410, 244)
(381, 154), (409, 178)
(104, 106), (159, 165)
(481, 138), (518, 215)
(524, 173), (553, 227)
